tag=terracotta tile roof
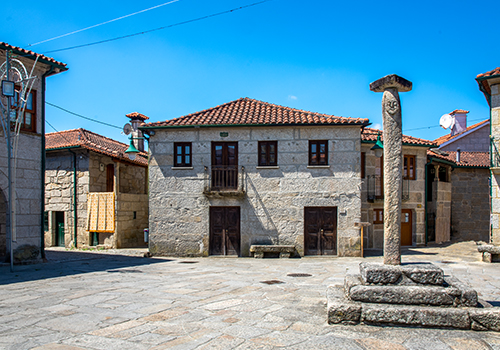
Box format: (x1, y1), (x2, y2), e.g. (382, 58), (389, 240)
(126, 112), (149, 121)
(0, 42), (67, 70)
(143, 97), (369, 128)
(449, 109), (469, 115)
(428, 149), (489, 168)
(46, 129), (147, 167)
(362, 128), (436, 147)
(434, 119), (489, 146)
(476, 67), (500, 80)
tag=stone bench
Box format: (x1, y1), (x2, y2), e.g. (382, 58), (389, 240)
(477, 244), (500, 263)
(250, 245), (295, 258)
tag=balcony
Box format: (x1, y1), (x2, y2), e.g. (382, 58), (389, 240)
(203, 166), (245, 196)
(366, 175), (410, 202)
(491, 138), (500, 174)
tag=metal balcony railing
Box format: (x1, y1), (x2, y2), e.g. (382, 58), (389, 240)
(204, 166), (245, 194)
(491, 138), (500, 168)
(367, 175), (409, 201)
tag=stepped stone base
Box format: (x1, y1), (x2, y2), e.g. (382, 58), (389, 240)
(328, 285), (500, 331)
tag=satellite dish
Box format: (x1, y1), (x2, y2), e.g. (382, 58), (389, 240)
(439, 114), (455, 129)
(123, 123), (132, 135)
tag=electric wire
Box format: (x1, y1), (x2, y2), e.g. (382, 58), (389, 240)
(403, 118), (486, 133)
(42, 0), (273, 54)
(45, 119), (76, 145)
(27, 0), (181, 47)
(46, 102), (122, 130)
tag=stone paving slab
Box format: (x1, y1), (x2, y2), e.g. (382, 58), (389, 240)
(2, 242), (500, 349)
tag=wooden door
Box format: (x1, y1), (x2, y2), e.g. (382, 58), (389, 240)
(55, 211), (65, 247)
(304, 207), (337, 255)
(212, 142), (238, 190)
(401, 209), (412, 246)
(106, 164), (114, 192)
(210, 207), (240, 256)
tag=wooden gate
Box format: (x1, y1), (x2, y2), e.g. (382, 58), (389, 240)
(304, 207), (337, 255)
(209, 206), (240, 256)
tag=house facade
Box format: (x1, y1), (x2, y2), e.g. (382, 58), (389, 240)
(477, 67), (500, 245)
(360, 128), (435, 251)
(0, 42), (67, 263)
(142, 98), (370, 257)
(44, 128), (149, 249)
(429, 111), (490, 243)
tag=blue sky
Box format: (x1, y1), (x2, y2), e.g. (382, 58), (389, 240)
(2, 0), (498, 145)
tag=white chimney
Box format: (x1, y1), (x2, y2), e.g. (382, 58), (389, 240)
(450, 110), (469, 136)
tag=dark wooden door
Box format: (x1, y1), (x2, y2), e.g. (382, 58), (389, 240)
(212, 142), (238, 190)
(106, 164), (114, 192)
(55, 211), (65, 247)
(210, 207), (240, 256)
(401, 209), (412, 246)
(304, 207), (337, 255)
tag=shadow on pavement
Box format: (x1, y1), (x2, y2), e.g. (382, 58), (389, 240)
(0, 250), (173, 285)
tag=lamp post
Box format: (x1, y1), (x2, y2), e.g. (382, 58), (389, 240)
(371, 132), (383, 158)
(2, 51), (15, 272)
(125, 137), (140, 160)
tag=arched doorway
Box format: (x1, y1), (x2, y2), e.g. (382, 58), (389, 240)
(0, 188), (6, 261)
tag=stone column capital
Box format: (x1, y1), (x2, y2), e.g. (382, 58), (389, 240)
(370, 74), (413, 93)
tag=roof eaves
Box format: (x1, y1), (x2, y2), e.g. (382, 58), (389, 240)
(437, 120), (490, 149)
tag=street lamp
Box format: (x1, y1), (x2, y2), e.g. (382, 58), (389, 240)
(125, 137), (140, 160)
(371, 133), (384, 158)
(2, 80), (15, 97)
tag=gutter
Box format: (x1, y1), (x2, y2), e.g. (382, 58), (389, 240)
(67, 149), (78, 248)
(362, 139), (438, 148)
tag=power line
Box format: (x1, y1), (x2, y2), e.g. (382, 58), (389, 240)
(46, 102), (122, 130)
(402, 118), (486, 132)
(43, 0), (273, 54)
(45, 119), (75, 145)
(28, 0), (181, 47)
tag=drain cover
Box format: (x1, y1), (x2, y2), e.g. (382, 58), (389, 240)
(287, 273), (312, 277)
(179, 261), (198, 264)
(107, 269), (143, 273)
(261, 280), (284, 285)
(441, 261), (456, 264)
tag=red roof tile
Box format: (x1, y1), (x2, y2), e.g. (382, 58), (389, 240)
(143, 97), (369, 128)
(362, 128), (436, 147)
(46, 129), (147, 167)
(434, 119), (489, 146)
(477, 67), (500, 79)
(0, 42), (67, 70)
(449, 109), (469, 115)
(126, 112), (149, 121)
(428, 149), (489, 168)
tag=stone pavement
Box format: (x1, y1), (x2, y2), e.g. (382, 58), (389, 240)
(2, 241), (500, 349)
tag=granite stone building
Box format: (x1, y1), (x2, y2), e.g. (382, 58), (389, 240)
(44, 128), (149, 249)
(360, 128), (436, 251)
(0, 42), (67, 263)
(142, 98), (370, 257)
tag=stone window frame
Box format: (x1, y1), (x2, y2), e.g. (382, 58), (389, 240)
(174, 142), (192, 167)
(403, 154), (416, 180)
(11, 87), (37, 133)
(309, 140), (328, 166)
(373, 208), (383, 224)
(258, 141), (278, 167)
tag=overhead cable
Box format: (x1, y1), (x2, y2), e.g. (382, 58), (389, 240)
(27, 0), (181, 47)
(43, 0), (273, 54)
(46, 102), (122, 130)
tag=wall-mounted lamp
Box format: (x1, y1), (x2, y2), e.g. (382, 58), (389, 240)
(125, 137), (140, 160)
(370, 133), (384, 158)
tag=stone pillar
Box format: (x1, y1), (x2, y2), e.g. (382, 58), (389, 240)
(370, 74), (412, 265)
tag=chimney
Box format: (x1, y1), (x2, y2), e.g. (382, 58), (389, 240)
(450, 109), (469, 136)
(125, 112), (149, 152)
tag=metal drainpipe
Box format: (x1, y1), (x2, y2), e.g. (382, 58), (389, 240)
(40, 66), (56, 260)
(424, 162), (429, 245)
(68, 149), (78, 248)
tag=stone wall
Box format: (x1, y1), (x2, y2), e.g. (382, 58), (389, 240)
(148, 125), (363, 257)
(361, 145), (427, 249)
(0, 56), (55, 262)
(440, 125), (489, 152)
(115, 193), (148, 248)
(119, 163), (147, 194)
(450, 168), (489, 242)
(490, 81), (500, 245)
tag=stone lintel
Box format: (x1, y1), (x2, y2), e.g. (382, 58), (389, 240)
(370, 74), (412, 93)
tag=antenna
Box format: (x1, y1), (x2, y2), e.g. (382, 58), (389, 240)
(439, 114), (455, 129)
(123, 123), (132, 135)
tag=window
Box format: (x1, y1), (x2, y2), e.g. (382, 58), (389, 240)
(403, 155), (416, 180)
(174, 142), (192, 167)
(11, 88), (36, 132)
(361, 152), (366, 178)
(373, 209), (383, 224)
(309, 140), (328, 166)
(258, 141), (277, 166)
